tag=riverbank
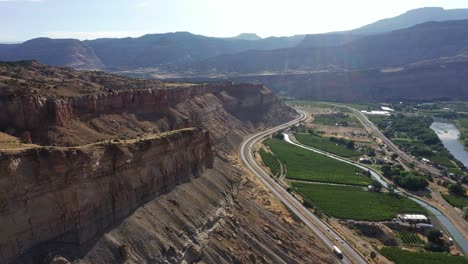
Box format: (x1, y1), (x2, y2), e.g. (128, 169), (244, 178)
(430, 120), (468, 168)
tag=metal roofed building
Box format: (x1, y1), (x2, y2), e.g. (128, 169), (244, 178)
(397, 214), (429, 223)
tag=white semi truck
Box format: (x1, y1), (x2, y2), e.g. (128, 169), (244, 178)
(333, 245), (344, 259)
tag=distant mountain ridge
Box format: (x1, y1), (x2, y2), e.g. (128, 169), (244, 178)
(182, 19), (468, 74)
(230, 33), (262, 40)
(2, 7), (468, 71)
(297, 7), (468, 48)
(351, 7), (468, 34)
(0, 38), (104, 69)
(0, 32), (304, 70)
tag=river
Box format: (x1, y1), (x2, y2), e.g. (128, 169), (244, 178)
(430, 120), (468, 168)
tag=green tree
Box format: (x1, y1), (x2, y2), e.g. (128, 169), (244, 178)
(381, 165), (392, 178)
(274, 132), (284, 140)
(390, 153), (398, 160)
(427, 229), (442, 244)
(461, 176), (468, 184)
(399, 175), (428, 191)
(371, 180), (383, 192)
(448, 183), (466, 196)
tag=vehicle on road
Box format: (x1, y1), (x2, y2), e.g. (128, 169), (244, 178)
(333, 245), (344, 259)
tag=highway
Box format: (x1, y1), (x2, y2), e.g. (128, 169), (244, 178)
(343, 105), (442, 177)
(240, 111), (367, 264)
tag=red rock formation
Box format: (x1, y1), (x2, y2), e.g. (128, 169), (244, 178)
(0, 83), (284, 145)
(0, 128), (213, 263)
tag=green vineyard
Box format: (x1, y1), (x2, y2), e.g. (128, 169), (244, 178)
(259, 148), (281, 177)
(398, 231), (425, 246)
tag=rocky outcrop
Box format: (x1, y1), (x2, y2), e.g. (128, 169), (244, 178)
(0, 63), (332, 264)
(0, 128), (213, 263)
(0, 83), (286, 145)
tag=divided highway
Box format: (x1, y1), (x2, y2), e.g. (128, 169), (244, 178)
(240, 112), (367, 264)
(343, 105), (442, 177)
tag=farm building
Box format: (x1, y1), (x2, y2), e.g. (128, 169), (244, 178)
(397, 214), (429, 224)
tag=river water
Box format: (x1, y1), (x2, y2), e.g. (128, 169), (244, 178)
(430, 120), (468, 167)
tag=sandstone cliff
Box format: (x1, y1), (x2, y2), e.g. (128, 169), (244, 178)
(0, 80), (287, 146)
(0, 62), (332, 264)
(0, 128), (213, 263)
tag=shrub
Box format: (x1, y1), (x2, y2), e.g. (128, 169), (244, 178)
(448, 183), (465, 196)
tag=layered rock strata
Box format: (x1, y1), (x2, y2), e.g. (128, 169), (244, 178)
(0, 128), (212, 263)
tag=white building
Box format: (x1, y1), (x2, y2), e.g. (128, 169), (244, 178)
(360, 110), (391, 116)
(397, 214), (429, 224)
(381, 106), (395, 112)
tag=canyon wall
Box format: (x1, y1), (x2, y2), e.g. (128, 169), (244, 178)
(0, 83), (284, 145)
(0, 63), (331, 264)
(0, 128), (213, 263)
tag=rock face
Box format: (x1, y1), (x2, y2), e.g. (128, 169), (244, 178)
(0, 62), (332, 264)
(0, 128), (213, 263)
(0, 38), (104, 70)
(0, 83), (285, 145)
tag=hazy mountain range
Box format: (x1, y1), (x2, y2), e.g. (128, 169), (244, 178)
(1, 7), (468, 72)
(186, 19), (468, 74)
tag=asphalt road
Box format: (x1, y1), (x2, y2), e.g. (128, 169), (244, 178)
(344, 106), (442, 177)
(239, 111), (367, 264)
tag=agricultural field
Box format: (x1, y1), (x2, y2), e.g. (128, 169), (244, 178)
(292, 182), (426, 221)
(265, 138), (372, 186)
(442, 194), (468, 208)
(259, 148), (281, 177)
(397, 231), (425, 246)
(379, 247), (468, 264)
(285, 100), (351, 112)
(369, 114), (460, 171)
(313, 113), (361, 127)
(343, 102), (381, 111)
(294, 133), (362, 157)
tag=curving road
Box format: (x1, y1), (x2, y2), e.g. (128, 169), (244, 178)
(240, 111), (367, 264)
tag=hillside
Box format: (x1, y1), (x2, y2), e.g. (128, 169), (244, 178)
(352, 7), (468, 34)
(297, 33), (362, 48)
(2, 8), (468, 72)
(224, 56), (468, 101)
(183, 20), (468, 74)
(0, 61), (335, 264)
(290, 7), (468, 49)
(229, 33), (262, 40)
(0, 32), (305, 70)
(0, 38), (104, 70)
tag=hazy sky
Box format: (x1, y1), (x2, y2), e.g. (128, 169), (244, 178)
(1, 0), (468, 42)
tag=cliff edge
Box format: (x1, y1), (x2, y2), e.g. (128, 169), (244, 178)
(0, 61), (332, 264)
